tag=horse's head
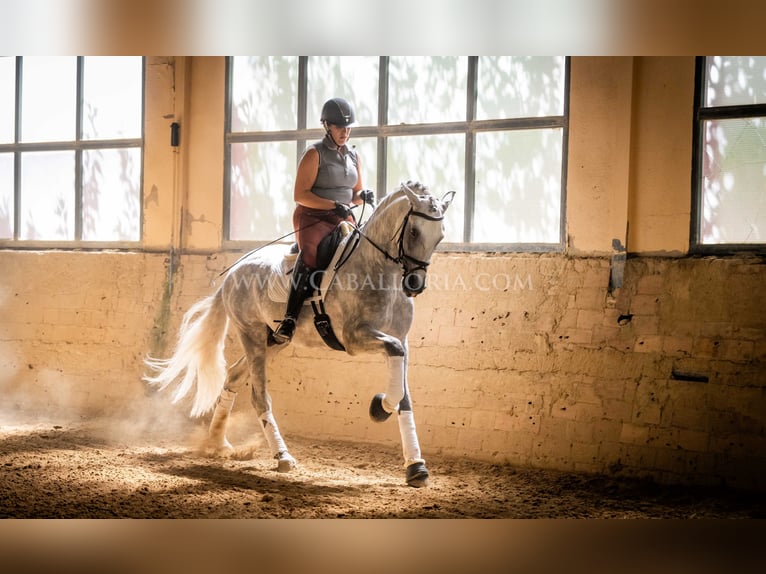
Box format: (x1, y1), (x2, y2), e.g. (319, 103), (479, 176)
(397, 181), (455, 297)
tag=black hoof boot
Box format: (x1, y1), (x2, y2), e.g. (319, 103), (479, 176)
(272, 318), (296, 345)
(369, 393), (392, 422)
(406, 462), (429, 488)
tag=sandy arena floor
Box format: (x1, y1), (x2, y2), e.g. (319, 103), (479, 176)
(0, 417), (763, 519)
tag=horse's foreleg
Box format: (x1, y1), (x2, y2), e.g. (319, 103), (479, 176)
(241, 330), (297, 473)
(397, 379), (429, 488)
(366, 335), (429, 487)
(370, 354), (406, 419)
(366, 333), (407, 420)
(204, 354), (248, 455)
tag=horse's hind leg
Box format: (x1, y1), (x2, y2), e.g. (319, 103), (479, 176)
(240, 329), (297, 472)
(203, 354), (248, 456)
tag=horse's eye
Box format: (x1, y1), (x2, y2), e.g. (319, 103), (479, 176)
(409, 227), (419, 239)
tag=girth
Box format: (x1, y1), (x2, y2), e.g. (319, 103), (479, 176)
(309, 223), (362, 351)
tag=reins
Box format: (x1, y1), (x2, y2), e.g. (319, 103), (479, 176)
(214, 186), (448, 287)
(358, 185), (456, 283)
(356, 206), (445, 277)
(213, 204), (366, 285)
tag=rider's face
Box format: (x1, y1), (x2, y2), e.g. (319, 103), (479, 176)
(327, 123), (351, 146)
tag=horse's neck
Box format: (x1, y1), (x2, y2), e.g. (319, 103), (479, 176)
(361, 194), (407, 249)
(338, 197), (405, 278)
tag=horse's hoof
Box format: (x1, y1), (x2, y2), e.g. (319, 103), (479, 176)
(369, 393), (392, 422)
(201, 438), (234, 458)
(405, 462), (429, 488)
(276, 452), (297, 472)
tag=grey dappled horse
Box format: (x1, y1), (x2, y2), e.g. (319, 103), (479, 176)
(144, 182), (454, 487)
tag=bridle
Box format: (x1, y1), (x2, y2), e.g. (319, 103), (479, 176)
(356, 204), (445, 291)
(213, 189), (450, 290)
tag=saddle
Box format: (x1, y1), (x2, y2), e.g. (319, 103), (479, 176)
(267, 221), (359, 350)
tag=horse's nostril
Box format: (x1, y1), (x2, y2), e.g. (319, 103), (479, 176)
(402, 273), (426, 295)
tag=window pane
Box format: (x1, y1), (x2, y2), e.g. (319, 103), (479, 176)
(307, 57), (378, 128)
(0, 57), (15, 144)
(21, 57), (77, 143)
(229, 141), (296, 240)
(82, 57), (143, 140)
(82, 148), (141, 241)
(474, 129), (563, 244)
(346, 136), (377, 224)
(706, 56), (766, 107)
(701, 117), (766, 244)
(231, 57), (298, 132)
(0, 153), (12, 238)
(20, 151), (75, 240)
(387, 134), (465, 243)
(477, 57), (566, 119)
(388, 57), (467, 125)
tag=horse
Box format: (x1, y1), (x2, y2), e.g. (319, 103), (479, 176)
(144, 181), (455, 487)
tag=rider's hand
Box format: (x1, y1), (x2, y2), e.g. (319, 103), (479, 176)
(360, 189), (376, 206)
(333, 202), (353, 219)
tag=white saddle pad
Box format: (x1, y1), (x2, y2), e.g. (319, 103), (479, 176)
(266, 221), (357, 304)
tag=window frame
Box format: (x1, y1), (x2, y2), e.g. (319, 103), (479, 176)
(690, 56), (766, 255)
(0, 56), (145, 250)
(223, 56), (569, 252)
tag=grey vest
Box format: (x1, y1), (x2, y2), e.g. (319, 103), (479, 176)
(309, 135), (358, 204)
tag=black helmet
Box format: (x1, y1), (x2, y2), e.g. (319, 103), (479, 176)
(320, 97), (356, 127)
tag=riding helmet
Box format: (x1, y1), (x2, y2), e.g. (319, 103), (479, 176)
(320, 97), (357, 127)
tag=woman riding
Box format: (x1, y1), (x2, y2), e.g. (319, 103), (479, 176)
(272, 97), (374, 344)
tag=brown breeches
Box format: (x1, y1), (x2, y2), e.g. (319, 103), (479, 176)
(293, 205), (350, 269)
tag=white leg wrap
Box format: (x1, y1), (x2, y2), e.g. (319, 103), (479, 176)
(398, 410), (424, 468)
(383, 355), (405, 413)
(259, 411), (288, 456)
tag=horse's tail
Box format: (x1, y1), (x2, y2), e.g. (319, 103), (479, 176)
(144, 288), (229, 417)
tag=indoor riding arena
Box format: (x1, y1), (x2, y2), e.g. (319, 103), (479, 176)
(1, 56), (765, 519)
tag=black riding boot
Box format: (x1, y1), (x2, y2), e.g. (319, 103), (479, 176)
(272, 257), (315, 344)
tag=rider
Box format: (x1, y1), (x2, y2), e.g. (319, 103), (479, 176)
(271, 97), (375, 344)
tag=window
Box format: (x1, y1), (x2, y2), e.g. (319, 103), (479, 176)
(0, 57), (144, 245)
(225, 56), (568, 250)
(692, 56), (766, 250)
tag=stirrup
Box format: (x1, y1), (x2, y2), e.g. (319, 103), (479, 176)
(272, 318), (296, 344)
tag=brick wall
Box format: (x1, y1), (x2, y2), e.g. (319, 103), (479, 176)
(1, 250), (764, 488)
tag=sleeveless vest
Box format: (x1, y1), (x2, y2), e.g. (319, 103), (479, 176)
(309, 135), (358, 204)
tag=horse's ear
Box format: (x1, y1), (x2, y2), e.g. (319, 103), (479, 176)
(401, 182), (421, 205)
(441, 190), (457, 211)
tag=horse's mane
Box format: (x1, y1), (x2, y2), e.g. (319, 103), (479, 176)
(363, 183), (417, 233)
(369, 182), (435, 222)
(374, 184), (409, 210)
